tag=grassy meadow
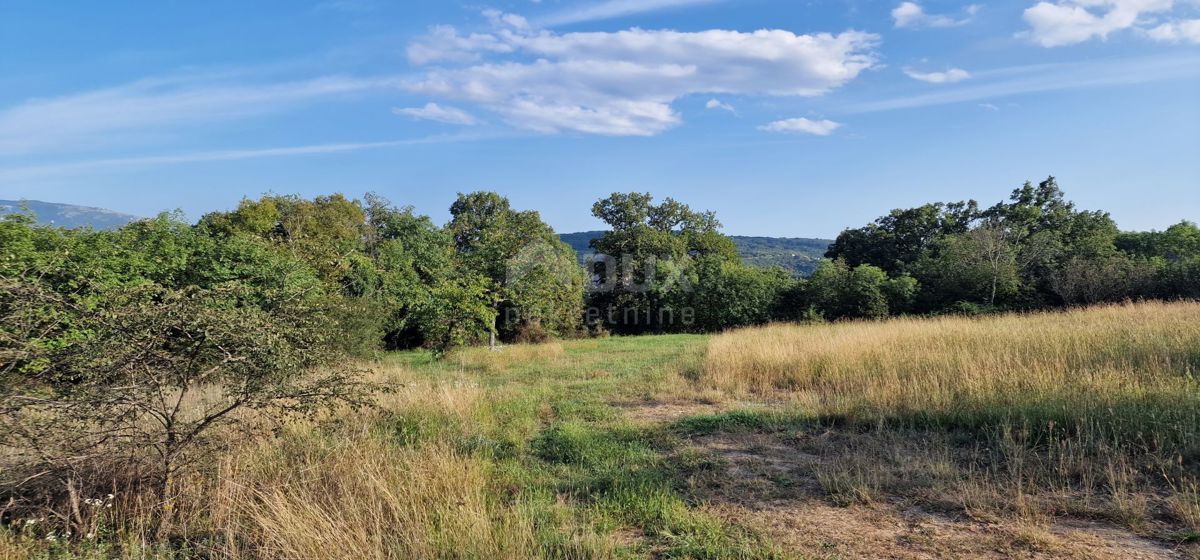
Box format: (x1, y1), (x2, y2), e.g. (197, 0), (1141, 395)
(4, 301), (1199, 558)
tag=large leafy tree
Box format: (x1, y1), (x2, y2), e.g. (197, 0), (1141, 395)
(681, 257), (795, 331)
(588, 193), (740, 333)
(826, 201), (979, 274)
(983, 177), (1120, 306)
(802, 259), (916, 320)
(199, 194), (366, 284)
(914, 223), (1020, 309)
(447, 192), (584, 341)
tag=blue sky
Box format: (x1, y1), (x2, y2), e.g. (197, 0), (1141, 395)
(1, 0), (1197, 237)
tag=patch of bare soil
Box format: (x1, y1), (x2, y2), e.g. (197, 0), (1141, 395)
(683, 430), (1186, 559)
(616, 400), (729, 424)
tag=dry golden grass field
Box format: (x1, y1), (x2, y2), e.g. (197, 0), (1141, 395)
(3, 301), (1198, 558)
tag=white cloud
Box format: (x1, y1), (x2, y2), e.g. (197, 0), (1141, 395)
(892, 2), (978, 28)
(904, 67), (971, 83)
(393, 102), (480, 125)
(483, 9), (532, 31)
(978, 102), (1000, 110)
(1021, 0), (1176, 47)
(0, 74), (400, 156)
(758, 117), (842, 136)
(705, 98), (735, 112)
(406, 25), (517, 65)
(537, 0), (729, 27)
(1146, 18), (1200, 43)
(406, 17), (879, 136)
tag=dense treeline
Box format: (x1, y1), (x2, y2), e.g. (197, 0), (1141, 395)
(822, 177), (1199, 317)
(579, 178), (1197, 331)
(2, 178), (1197, 354)
(1, 192), (588, 360)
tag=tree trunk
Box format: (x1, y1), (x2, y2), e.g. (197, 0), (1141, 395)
(65, 476), (85, 535)
(151, 432), (177, 541)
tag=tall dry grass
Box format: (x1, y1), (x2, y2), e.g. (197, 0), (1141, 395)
(0, 364), (570, 559)
(446, 341), (568, 373)
(197, 365), (549, 559)
(209, 435), (536, 559)
(702, 301), (1200, 531)
(705, 301), (1199, 438)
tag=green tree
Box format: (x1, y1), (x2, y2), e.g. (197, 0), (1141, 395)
(682, 258), (794, 331)
(1116, 221), (1200, 262)
(984, 177), (1119, 306)
(447, 192), (584, 341)
(0, 279), (369, 538)
(802, 259), (908, 320)
(588, 193), (737, 333)
(200, 193), (366, 284)
(914, 224), (1020, 309)
(416, 274), (497, 356)
(352, 193), (463, 349)
(826, 201), (979, 274)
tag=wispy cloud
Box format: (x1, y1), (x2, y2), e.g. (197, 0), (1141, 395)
(758, 117), (842, 136)
(537, 0), (731, 27)
(903, 67), (971, 83)
(0, 74), (401, 156)
(892, 2), (980, 29)
(393, 102), (480, 125)
(705, 98), (736, 113)
(0, 133), (500, 182)
(841, 53), (1200, 114)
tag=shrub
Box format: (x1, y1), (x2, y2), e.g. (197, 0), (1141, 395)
(0, 278), (373, 539)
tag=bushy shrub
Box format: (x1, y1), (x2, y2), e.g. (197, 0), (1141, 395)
(1, 278), (373, 538)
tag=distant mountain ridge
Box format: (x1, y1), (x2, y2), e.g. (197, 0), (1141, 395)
(0, 199), (140, 230)
(559, 231), (832, 277)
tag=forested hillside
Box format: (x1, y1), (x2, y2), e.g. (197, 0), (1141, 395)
(560, 231), (831, 276)
(0, 199), (139, 230)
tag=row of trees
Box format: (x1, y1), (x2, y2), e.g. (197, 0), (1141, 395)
(824, 177), (1199, 315)
(579, 178), (1199, 331)
(194, 191), (585, 352)
(4, 179), (1197, 350)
